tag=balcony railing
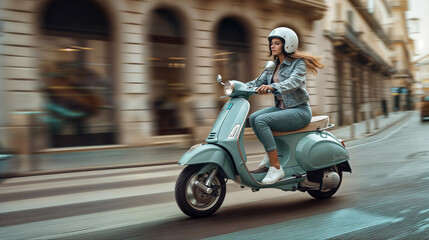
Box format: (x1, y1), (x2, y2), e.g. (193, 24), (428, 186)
(349, 0), (391, 45)
(264, 0), (327, 20)
(389, 0), (403, 8)
(328, 21), (394, 74)
(393, 69), (413, 80)
(390, 34), (407, 43)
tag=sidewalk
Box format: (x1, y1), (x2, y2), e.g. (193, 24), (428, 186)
(0, 111), (414, 177)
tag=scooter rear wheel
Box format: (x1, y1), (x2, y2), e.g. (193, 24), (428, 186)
(175, 165), (226, 218)
(307, 169), (343, 200)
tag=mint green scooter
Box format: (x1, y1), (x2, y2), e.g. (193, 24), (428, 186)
(175, 62), (351, 218)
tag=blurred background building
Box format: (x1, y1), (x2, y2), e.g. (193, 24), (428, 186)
(413, 54), (429, 98)
(407, 0), (429, 104)
(0, 0), (416, 156)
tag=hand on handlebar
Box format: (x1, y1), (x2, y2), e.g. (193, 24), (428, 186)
(256, 85), (273, 95)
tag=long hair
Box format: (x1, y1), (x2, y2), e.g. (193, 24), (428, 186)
(268, 40), (325, 75)
(288, 50), (325, 75)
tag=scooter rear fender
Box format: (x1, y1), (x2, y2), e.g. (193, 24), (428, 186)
(178, 144), (236, 180)
(295, 131), (350, 171)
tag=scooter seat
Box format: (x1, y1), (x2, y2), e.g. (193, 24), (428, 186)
(272, 115), (329, 136)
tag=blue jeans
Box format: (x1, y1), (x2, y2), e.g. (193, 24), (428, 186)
(249, 103), (312, 152)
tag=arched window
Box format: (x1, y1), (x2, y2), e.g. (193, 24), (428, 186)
(41, 0), (110, 37)
(40, 0), (116, 148)
(215, 18), (251, 110)
(148, 9), (190, 136)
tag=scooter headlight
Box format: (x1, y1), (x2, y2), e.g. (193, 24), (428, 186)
(224, 81), (235, 96)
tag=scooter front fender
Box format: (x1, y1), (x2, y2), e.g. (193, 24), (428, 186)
(178, 144), (236, 180)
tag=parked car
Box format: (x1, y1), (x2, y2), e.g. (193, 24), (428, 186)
(421, 96), (429, 121)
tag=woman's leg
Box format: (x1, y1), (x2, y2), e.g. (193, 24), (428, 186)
(267, 149), (280, 169)
(253, 104), (312, 184)
(252, 104), (312, 168)
(249, 106), (279, 150)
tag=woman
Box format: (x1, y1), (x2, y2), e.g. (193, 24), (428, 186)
(247, 27), (324, 184)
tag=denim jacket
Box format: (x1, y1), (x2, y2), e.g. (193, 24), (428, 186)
(247, 58), (309, 108)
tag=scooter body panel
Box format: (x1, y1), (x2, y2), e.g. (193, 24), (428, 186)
(178, 144), (236, 180)
(204, 98), (304, 189)
(181, 94), (350, 190)
(294, 131), (350, 171)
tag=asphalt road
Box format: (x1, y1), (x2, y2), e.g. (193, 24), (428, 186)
(0, 112), (428, 239)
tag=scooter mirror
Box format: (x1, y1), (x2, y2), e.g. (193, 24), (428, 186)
(216, 74), (224, 85)
(264, 61), (275, 71)
(264, 61), (275, 70)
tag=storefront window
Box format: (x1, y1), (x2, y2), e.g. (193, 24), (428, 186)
(40, 0), (116, 147)
(148, 9), (190, 135)
(215, 18), (251, 110)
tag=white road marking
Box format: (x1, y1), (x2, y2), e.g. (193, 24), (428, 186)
(206, 208), (404, 240)
(347, 118), (411, 150)
(2, 164), (181, 184)
(0, 170), (181, 194)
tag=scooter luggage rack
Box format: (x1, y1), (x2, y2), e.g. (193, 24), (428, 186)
(317, 123), (335, 131)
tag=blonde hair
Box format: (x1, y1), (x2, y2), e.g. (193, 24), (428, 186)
(288, 50), (325, 75)
(268, 40), (325, 75)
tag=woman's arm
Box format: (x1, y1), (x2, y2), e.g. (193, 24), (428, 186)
(269, 59), (306, 95)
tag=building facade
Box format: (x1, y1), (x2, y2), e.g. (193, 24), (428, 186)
(315, 0), (414, 129)
(389, 0), (415, 110)
(0, 0), (413, 156)
(0, 0), (328, 154)
(413, 54), (429, 97)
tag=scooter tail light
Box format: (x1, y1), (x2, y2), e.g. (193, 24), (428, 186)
(339, 139), (346, 148)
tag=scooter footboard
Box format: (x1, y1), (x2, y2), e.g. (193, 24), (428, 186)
(295, 132), (350, 171)
(178, 144), (236, 180)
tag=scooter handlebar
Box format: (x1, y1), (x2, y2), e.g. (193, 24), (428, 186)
(254, 89), (272, 94)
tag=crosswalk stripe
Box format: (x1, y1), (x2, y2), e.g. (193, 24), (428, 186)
(0, 182), (175, 214)
(0, 202), (181, 240)
(0, 170), (182, 194)
(2, 164), (183, 184)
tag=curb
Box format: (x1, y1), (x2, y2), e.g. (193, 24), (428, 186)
(341, 111), (413, 142)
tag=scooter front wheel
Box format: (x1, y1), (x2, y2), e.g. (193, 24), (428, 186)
(175, 165), (226, 218)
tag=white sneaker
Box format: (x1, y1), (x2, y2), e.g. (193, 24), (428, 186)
(256, 154), (270, 169)
(262, 166), (285, 184)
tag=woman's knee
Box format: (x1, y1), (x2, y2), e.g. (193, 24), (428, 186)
(249, 113), (258, 128)
(254, 115), (269, 128)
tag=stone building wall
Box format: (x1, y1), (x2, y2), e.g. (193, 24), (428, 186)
(312, 0), (409, 128)
(0, 0), (327, 153)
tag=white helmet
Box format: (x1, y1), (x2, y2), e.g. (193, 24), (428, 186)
(268, 27), (299, 53)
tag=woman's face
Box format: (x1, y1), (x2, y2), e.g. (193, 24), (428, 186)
(270, 38), (284, 57)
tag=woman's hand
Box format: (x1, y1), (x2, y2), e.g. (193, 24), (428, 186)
(256, 85), (273, 95)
